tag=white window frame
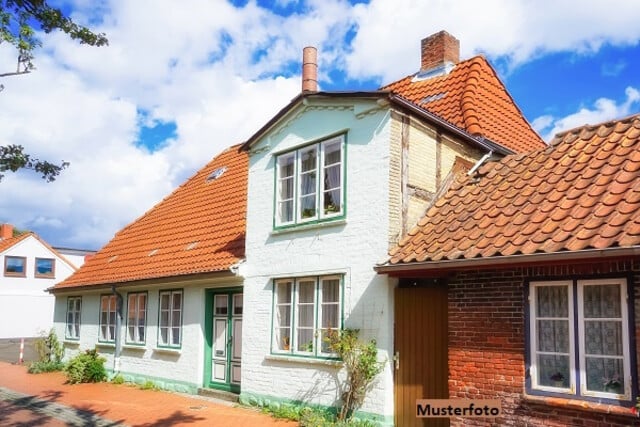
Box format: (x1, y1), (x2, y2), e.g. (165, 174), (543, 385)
(158, 290), (183, 348)
(66, 296), (81, 340)
(99, 295), (117, 343)
(126, 292), (147, 345)
(275, 135), (345, 227)
(272, 275), (342, 358)
(528, 278), (631, 401)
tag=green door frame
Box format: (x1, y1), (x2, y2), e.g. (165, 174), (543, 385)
(203, 287), (243, 393)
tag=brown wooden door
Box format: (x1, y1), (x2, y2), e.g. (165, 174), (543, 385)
(395, 285), (449, 427)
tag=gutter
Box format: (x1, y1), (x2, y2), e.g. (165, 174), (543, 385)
(375, 246), (640, 274)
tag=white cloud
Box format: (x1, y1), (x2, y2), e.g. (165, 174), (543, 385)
(2, 0), (640, 249)
(534, 87), (640, 142)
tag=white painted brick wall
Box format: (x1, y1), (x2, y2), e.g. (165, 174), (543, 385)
(242, 100), (395, 418)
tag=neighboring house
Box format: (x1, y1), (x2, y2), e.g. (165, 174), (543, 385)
(50, 31), (544, 424)
(0, 224), (89, 339)
(376, 114), (640, 426)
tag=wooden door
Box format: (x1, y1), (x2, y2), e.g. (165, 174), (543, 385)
(395, 284), (449, 427)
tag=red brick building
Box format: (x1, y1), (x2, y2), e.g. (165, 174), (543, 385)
(378, 115), (640, 426)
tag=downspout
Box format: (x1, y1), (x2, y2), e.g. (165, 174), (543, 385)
(467, 151), (493, 176)
(111, 285), (124, 374)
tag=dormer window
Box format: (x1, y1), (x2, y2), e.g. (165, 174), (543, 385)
(35, 258), (55, 278)
(4, 256), (26, 277)
(275, 135), (345, 228)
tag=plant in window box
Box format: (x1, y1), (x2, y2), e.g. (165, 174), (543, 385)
(325, 203), (339, 214)
(301, 341), (314, 352)
(603, 375), (622, 393)
(301, 208), (315, 218)
(549, 372), (565, 387)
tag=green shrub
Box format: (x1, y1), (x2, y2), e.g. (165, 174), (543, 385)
(261, 403), (305, 421)
(111, 374), (125, 384)
(64, 349), (107, 384)
(299, 408), (379, 427)
(34, 329), (64, 363)
(139, 380), (158, 390)
(27, 360), (65, 374)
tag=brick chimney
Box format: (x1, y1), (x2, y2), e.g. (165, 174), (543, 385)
(0, 223), (13, 240)
(421, 31), (460, 71)
(302, 46), (318, 93)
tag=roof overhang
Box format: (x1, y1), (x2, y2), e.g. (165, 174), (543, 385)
(240, 91), (514, 156)
(49, 269), (239, 294)
(375, 246), (640, 277)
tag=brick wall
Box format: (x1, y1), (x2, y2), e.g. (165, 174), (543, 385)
(447, 260), (640, 426)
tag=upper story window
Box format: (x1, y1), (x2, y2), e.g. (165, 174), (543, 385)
(272, 275), (342, 358)
(4, 256), (26, 277)
(527, 278), (632, 402)
(35, 258), (55, 278)
(275, 135), (345, 228)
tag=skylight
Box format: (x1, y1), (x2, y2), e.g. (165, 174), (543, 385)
(206, 167), (227, 182)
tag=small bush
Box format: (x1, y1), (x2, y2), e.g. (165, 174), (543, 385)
(34, 329), (64, 363)
(64, 349), (107, 384)
(299, 408), (379, 427)
(27, 360), (65, 374)
(262, 403), (304, 421)
(111, 374), (125, 384)
(139, 380), (158, 390)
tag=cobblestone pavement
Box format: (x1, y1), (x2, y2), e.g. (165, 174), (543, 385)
(0, 362), (295, 426)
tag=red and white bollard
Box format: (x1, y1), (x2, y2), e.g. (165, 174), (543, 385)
(19, 338), (24, 365)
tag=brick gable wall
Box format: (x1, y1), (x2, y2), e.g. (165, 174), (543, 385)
(447, 260), (640, 426)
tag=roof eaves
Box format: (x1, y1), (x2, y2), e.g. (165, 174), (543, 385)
(241, 91), (391, 151)
(375, 246), (640, 275)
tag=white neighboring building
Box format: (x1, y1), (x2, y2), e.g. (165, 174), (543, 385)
(0, 224), (92, 339)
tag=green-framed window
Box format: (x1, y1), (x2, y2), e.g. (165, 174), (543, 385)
(275, 135), (345, 228)
(126, 292), (147, 345)
(272, 275), (342, 357)
(99, 294), (116, 342)
(65, 296), (81, 340)
(158, 290), (183, 348)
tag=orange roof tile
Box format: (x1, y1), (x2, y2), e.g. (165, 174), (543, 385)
(0, 233), (32, 253)
(387, 113), (640, 266)
(383, 56), (545, 153)
(55, 145), (247, 289)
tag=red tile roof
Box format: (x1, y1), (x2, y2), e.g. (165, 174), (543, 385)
(383, 56), (545, 154)
(0, 233), (32, 253)
(387, 113), (640, 265)
(55, 145), (247, 289)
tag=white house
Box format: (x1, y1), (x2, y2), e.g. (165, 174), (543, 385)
(50, 31), (544, 425)
(0, 224), (89, 339)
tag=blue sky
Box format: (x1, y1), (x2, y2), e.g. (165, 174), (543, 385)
(1, 0), (639, 250)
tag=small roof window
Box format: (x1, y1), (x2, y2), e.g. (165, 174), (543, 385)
(206, 167), (227, 182)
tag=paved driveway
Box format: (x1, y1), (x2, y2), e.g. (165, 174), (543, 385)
(0, 362), (295, 426)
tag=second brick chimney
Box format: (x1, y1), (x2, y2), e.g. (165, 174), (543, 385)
(302, 46), (318, 93)
(421, 30), (460, 72)
(0, 223), (14, 240)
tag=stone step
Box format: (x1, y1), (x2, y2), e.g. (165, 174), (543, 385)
(197, 387), (239, 403)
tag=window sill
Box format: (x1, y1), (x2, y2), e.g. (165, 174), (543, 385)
(95, 342), (115, 349)
(123, 344), (146, 351)
(63, 340), (80, 346)
(153, 347), (181, 355)
(265, 354), (342, 367)
(271, 219), (347, 236)
(523, 393), (635, 418)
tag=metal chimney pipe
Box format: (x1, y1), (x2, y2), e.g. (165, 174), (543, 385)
(302, 46), (318, 93)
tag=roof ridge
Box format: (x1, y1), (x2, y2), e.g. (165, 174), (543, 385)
(461, 57), (483, 136)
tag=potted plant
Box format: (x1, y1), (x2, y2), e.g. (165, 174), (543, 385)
(282, 337), (290, 351)
(550, 372), (565, 387)
(604, 375), (622, 393)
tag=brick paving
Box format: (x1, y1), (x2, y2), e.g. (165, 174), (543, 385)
(0, 361), (295, 426)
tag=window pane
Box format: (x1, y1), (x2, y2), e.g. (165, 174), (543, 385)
(279, 200), (294, 223)
(298, 281), (315, 303)
(5, 257), (25, 273)
(584, 285), (621, 318)
(298, 305), (314, 328)
(215, 295), (228, 315)
(537, 354), (570, 388)
(36, 258), (54, 275)
(172, 293), (182, 310)
(160, 311), (169, 327)
(279, 154), (294, 178)
(160, 294), (170, 310)
(277, 328), (291, 350)
(586, 357), (624, 393)
(172, 311), (181, 327)
(585, 321), (623, 356)
(322, 305), (339, 328)
(536, 285), (568, 317)
(322, 280), (339, 302)
(160, 327), (168, 344)
(276, 282), (292, 303)
(277, 306), (291, 328)
(300, 195), (316, 218)
(128, 326), (135, 342)
(297, 328), (314, 352)
(537, 320), (569, 353)
(300, 147), (317, 172)
(324, 140), (341, 166)
(280, 177), (294, 199)
(233, 294), (243, 315)
(172, 327), (180, 345)
(138, 326), (145, 341)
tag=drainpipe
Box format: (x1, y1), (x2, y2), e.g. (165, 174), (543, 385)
(467, 151), (493, 176)
(111, 285), (124, 374)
